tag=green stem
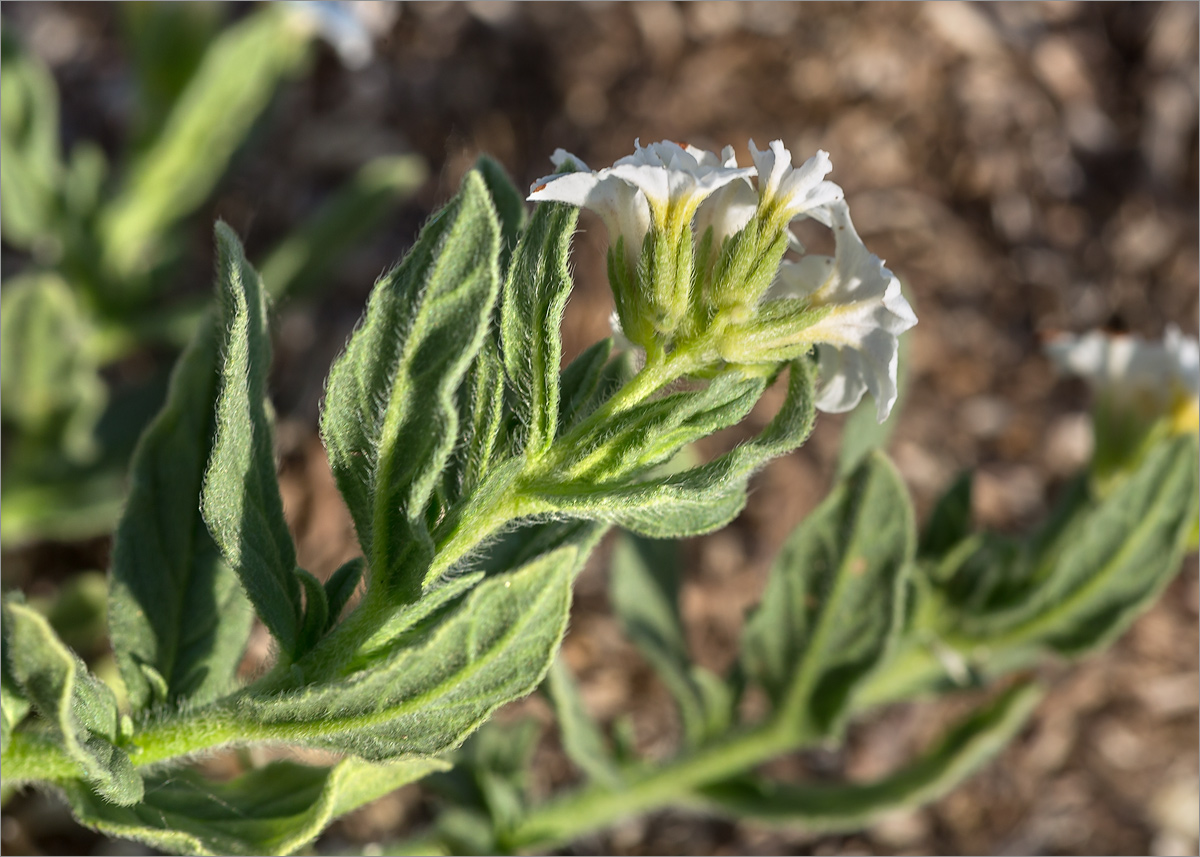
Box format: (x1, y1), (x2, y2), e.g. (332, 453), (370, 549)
(502, 721), (806, 852)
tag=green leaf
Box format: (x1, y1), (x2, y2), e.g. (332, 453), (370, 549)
(445, 330), (507, 505)
(0, 273), (106, 464)
(610, 533), (722, 747)
(109, 316), (253, 710)
(258, 154), (427, 298)
(202, 223), (302, 655)
(741, 451), (915, 735)
(557, 339), (614, 431)
(526, 358), (816, 540)
(323, 557), (364, 632)
(473, 154), (528, 275)
(1, 633), (31, 755)
(294, 569), (330, 658)
(836, 327), (910, 477)
(0, 28), (62, 254)
(98, 5), (311, 283)
(544, 658), (622, 788)
(321, 169), (501, 602)
(953, 435), (1199, 654)
(697, 680), (1040, 830)
(919, 471), (973, 561)
(62, 755), (447, 856)
(235, 545), (584, 759)
(2, 601), (142, 805)
(500, 197), (578, 456)
(556, 372), (766, 482)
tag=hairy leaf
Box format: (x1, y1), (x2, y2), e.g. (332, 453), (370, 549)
(501, 197), (578, 455)
(474, 154), (528, 275)
(954, 435), (1199, 654)
(321, 169), (501, 602)
(525, 359), (815, 539)
(697, 681), (1040, 830)
(2, 601), (142, 804)
(742, 451), (914, 734)
(62, 756), (446, 856)
(545, 658), (622, 787)
(446, 331), (507, 506)
(1, 633), (31, 755)
(202, 223), (302, 655)
(109, 315), (253, 710)
(234, 545), (584, 759)
(323, 557), (364, 632)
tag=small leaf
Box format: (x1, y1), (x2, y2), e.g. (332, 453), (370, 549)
(919, 471), (973, 560)
(610, 533), (717, 747)
(62, 756), (447, 856)
(321, 169), (501, 602)
(109, 315), (253, 710)
(953, 435), (1199, 654)
(202, 222), (302, 655)
(2, 601), (142, 805)
(473, 154), (528, 275)
(235, 545), (584, 759)
(697, 680), (1040, 830)
(258, 154), (427, 298)
(525, 358), (816, 540)
(322, 557), (364, 631)
(294, 569), (329, 658)
(741, 451), (915, 735)
(501, 196), (578, 455)
(1, 633), (31, 755)
(544, 658), (622, 788)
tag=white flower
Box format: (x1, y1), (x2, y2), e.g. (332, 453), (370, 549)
(528, 150), (652, 269)
(748, 139), (845, 225)
(1045, 326), (1200, 433)
(767, 201), (917, 421)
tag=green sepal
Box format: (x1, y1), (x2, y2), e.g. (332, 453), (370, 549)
(610, 533), (728, 747)
(717, 299), (833, 365)
(697, 680), (1040, 830)
(741, 451), (915, 735)
(320, 169), (501, 602)
(501, 196), (579, 455)
(61, 756), (447, 856)
(2, 601), (143, 805)
(473, 154), (528, 275)
(201, 223), (303, 656)
(544, 657), (622, 788)
(109, 312), (253, 711)
(235, 545), (584, 759)
(322, 557), (364, 632)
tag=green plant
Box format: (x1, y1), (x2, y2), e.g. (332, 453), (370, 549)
(0, 5), (425, 545)
(1, 141), (1195, 856)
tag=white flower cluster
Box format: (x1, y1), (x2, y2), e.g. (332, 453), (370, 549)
(528, 139), (916, 421)
(1046, 326), (1200, 434)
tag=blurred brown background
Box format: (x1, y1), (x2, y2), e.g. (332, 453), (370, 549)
(2, 2), (1197, 854)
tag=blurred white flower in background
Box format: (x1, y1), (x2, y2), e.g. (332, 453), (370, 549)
(287, 1), (390, 69)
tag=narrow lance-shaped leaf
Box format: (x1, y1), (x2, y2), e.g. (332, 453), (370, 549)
(474, 154), (528, 275)
(501, 197), (579, 456)
(953, 435), (1199, 654)
(321, 169), (501, 602)
(741, 451), (915, 735)
(544, 657), (622, 788)
(696, 681), (1040, 830)
(610, 533), (716, 747)
(202, 222), (302, 655)
(525, 358), (816, 540)
(2, 601), (143, 805)
(233, 543), (588, 760)
(109, 314), (253, 711)
(61, 756), (447, 857)
(445, 330), (507, 506)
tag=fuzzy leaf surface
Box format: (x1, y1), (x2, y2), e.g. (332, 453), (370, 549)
(474, 154), (528, 274)
(545, 658), (622, 788)
(62, 756), (446, 856)
(501, 197), (578, 455)
(109, 316), (253, 710)
(321, 170), (500, 601)
(202, 223), (302, 654)
(741, 451), (914, 734)
(2, 601), (142, 804)
(234, 545), (583, 759)
(697, 681), (1039, 829)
